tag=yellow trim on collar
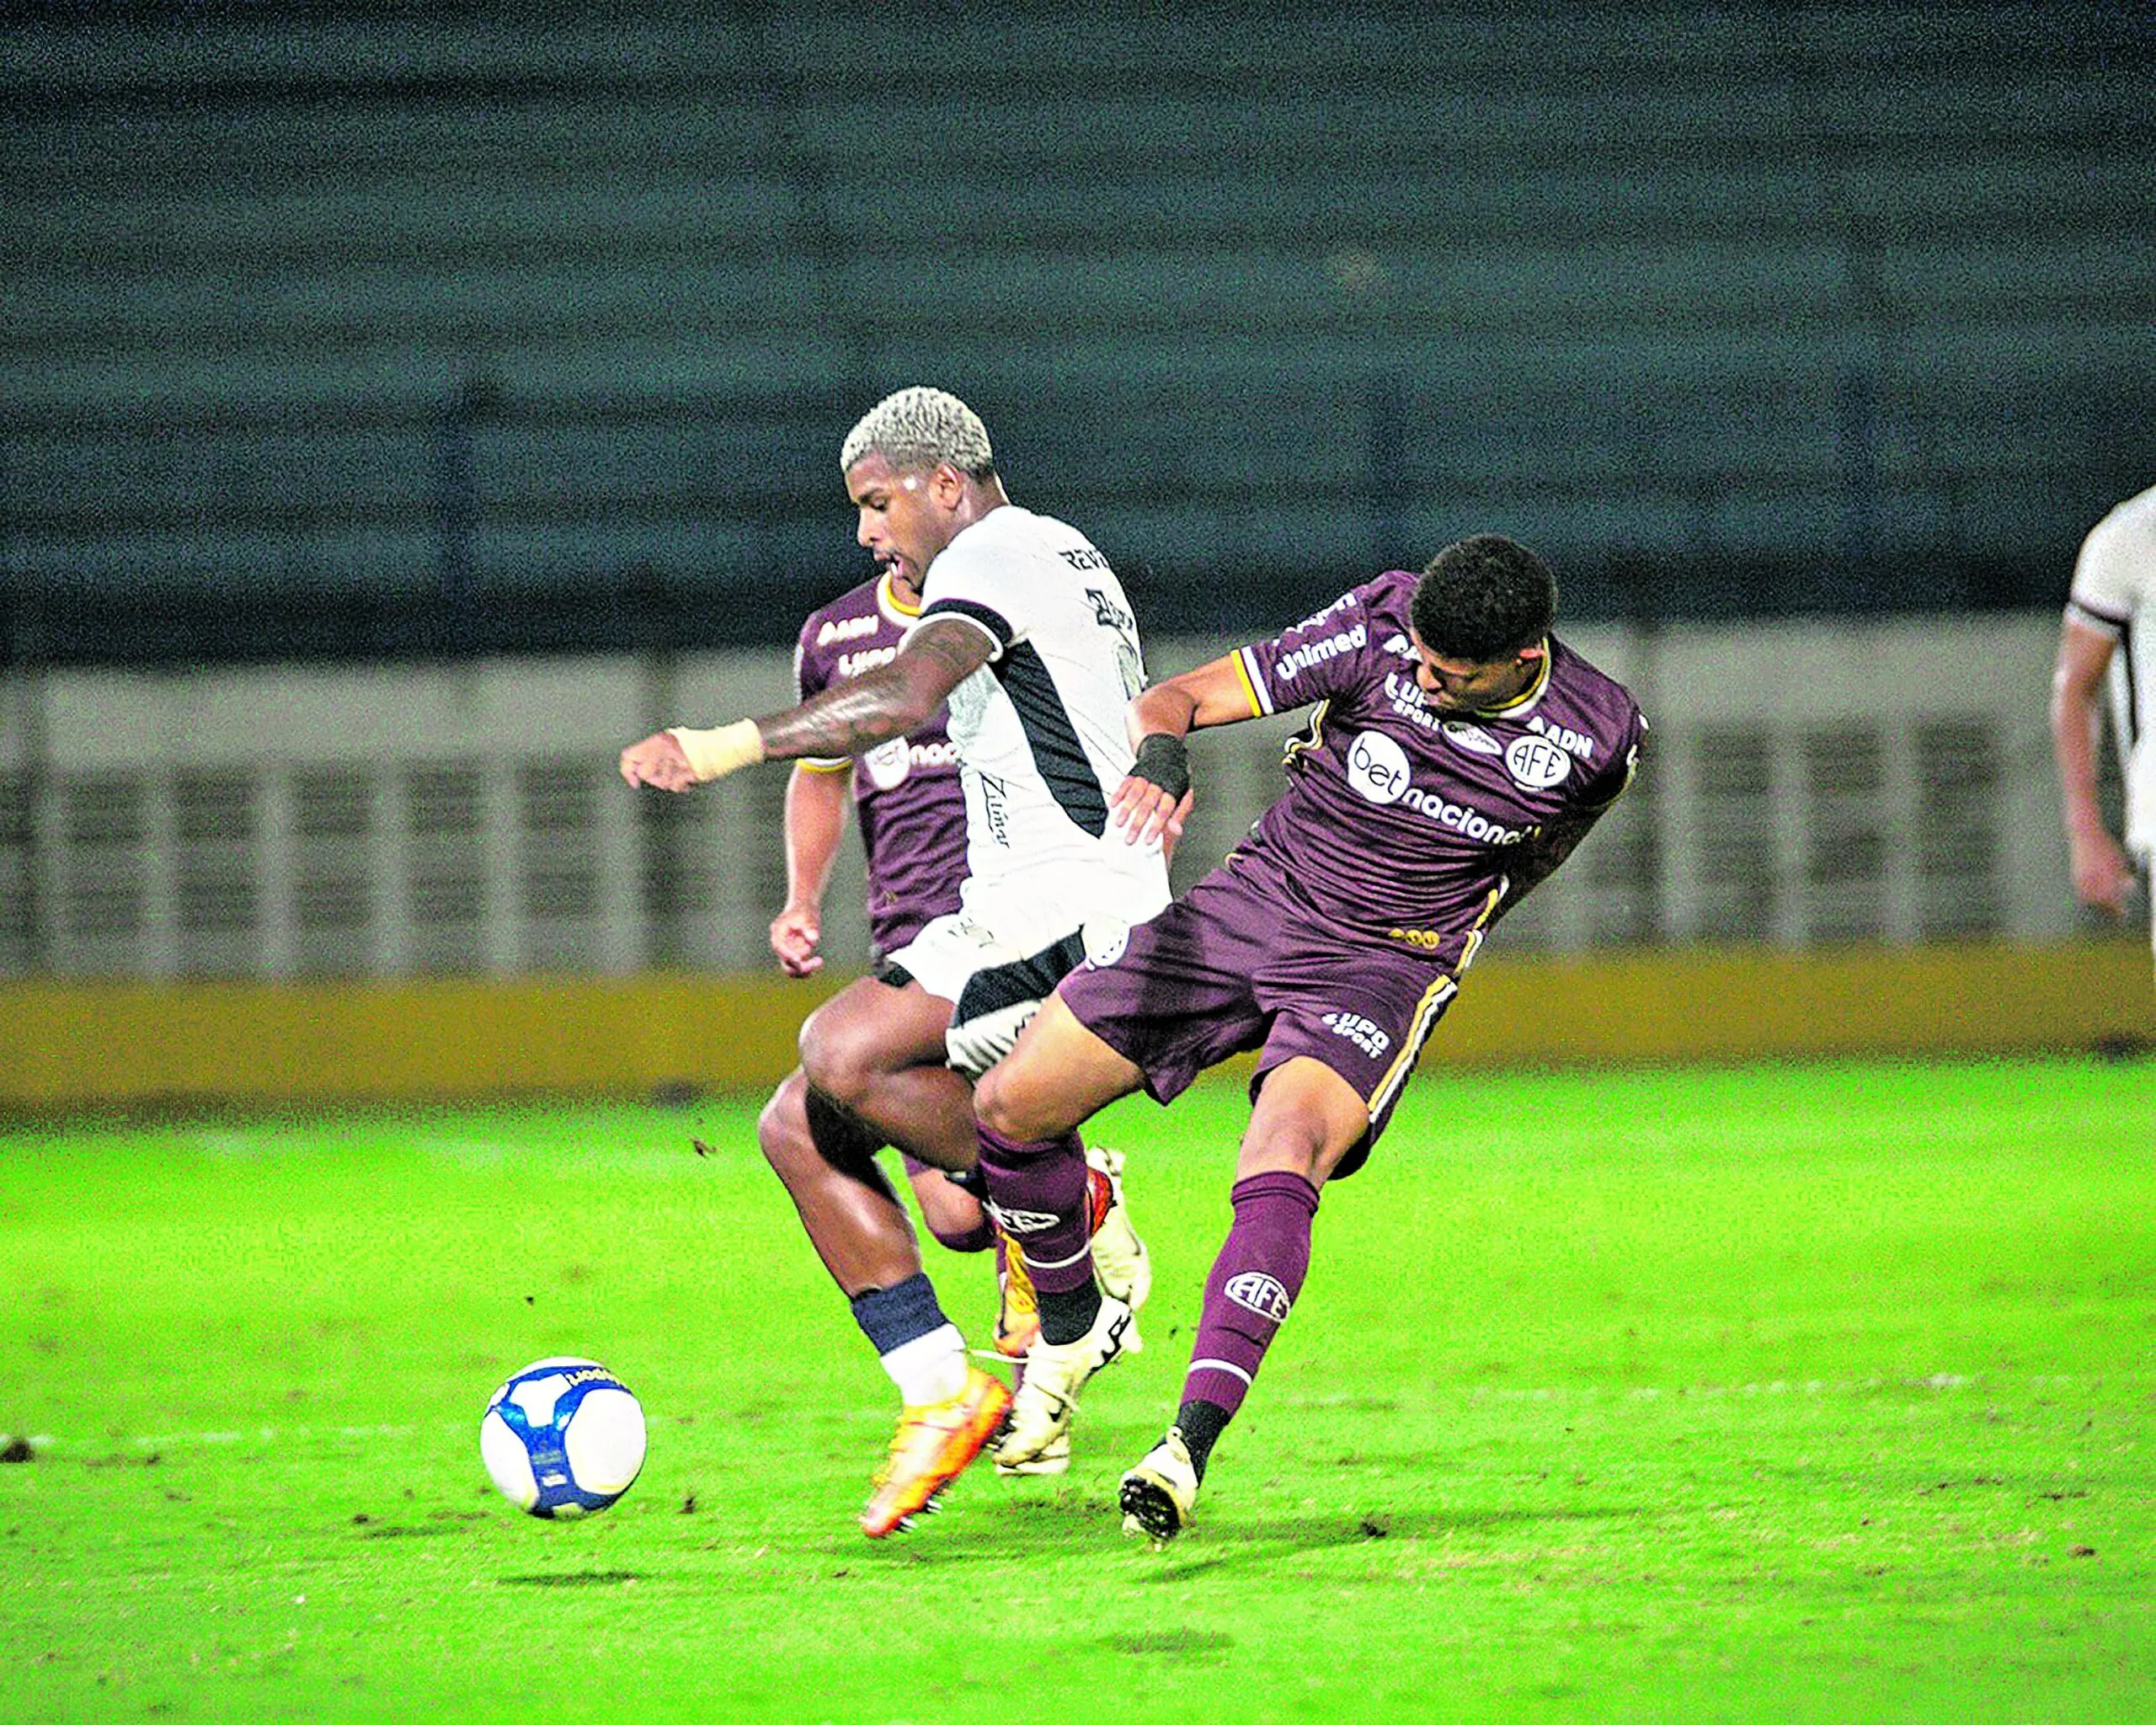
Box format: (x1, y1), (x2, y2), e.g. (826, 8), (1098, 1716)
(878, 569), (924, 622)
(1473, 638), (1553, 716)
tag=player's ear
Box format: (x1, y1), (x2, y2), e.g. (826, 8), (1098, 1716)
(929, 462), (969, 507)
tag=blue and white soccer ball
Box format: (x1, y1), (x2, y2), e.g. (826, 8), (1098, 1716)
(479, 1356), (647, 1519)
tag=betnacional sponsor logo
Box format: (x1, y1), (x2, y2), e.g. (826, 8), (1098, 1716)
(1225, 1272), (1293, 1323)
(1345, 729), (1413, 803)
(1323, 1010), (1392, 1059)
(1343, 729), (1531, 844)
(1380, 632), (1420, 660)
(1505, 732), (1572, 789)
(862, 737), (911, 790)
(862, 737), (958, 792)
(985, 1204), (1059, 1236)
(816, 612), (880, 647)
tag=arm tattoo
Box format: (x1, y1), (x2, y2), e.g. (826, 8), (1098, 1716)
(756, 617), (990, 761)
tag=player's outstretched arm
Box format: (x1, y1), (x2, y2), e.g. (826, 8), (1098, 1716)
(2049, 617), (2132, 916)
(1110, 652), (1262, 846)
(1127, 651), (1263, 743)
(621, 617), (991, 793)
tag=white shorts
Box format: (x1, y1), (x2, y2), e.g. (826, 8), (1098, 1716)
(883, 911), (1134, 1080)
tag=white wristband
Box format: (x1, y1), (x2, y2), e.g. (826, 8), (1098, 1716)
(666, 719), (766, 782)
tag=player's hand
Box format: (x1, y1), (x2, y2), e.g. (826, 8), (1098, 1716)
(770, 905), (825, 977)
(1110, 774), (1192, 853)
(620, 730), (699, 792)
(1111, 732), (1193, 851)
(2069, 827), (2135, 917)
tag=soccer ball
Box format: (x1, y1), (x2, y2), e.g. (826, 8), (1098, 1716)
(479, 1356), (647, 1519)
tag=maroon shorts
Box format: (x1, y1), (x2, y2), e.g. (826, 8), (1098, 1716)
(1055, 857), (1460, 1176)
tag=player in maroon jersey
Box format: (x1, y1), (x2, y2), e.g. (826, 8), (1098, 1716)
(969, 534), (1646, 1539)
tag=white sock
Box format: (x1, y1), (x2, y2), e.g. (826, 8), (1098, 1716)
(880, 1323), (970, 1406)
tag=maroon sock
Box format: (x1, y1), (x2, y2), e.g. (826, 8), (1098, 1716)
(925, 1212), (996, 1255)
(1182, 1169), (1320, 1418)
(974, 1124), (1094, 1295)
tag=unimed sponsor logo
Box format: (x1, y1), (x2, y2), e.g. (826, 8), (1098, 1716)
(1276, 623), (1367, 681)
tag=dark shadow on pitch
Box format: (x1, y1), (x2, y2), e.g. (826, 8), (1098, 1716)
(497, 1570), (649, 1587)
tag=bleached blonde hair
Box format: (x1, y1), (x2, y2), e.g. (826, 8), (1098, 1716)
(839, 387), (995, 478)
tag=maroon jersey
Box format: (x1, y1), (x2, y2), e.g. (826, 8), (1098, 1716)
(793, 572), (968, 955)
(1228, 570), (1646, 971)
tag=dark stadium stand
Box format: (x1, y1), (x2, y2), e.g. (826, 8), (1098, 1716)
(3, 3), (2148, 662)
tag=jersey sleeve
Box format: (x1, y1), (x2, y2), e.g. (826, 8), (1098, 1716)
(918, 536), (1018, 660)
(792, 621), (824, 702)
(1233, 581), (1386, 717)
(2067, 506), (2154, 639)
(1573, 708), (1648, 812)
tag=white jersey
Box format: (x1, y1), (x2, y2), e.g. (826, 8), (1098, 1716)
(914, 504), (1171, 944)
(2066, 483), (2156, 858)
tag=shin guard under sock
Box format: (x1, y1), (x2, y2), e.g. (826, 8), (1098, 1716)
(1181, 1168), (1320, 1423)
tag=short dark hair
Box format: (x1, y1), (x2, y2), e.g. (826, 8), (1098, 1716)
(1411, 534), (1557, 662)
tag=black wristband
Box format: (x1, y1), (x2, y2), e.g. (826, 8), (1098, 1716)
(1130, 732), (1191, 803)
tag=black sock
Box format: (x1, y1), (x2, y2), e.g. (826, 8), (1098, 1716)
(1173, 1398), (1233, 1482)
(1036, 1279), (1102, 1346)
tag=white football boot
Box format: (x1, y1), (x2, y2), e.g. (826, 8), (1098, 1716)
(1083, 1146), (1150, 1349)
(1119, 1426), (1200, 1545)
(994, 1292), (1135, 1468)
(993, 1428), (1070, 1477)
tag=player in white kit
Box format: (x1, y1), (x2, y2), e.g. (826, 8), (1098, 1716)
(621, 387), (1166, 1535)
(2052, 481), (2155, 966)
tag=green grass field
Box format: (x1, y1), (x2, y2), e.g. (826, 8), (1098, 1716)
(3, 1057), (2152, 1723)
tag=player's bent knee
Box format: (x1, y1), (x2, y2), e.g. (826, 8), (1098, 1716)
(796, 1004), (872, 1108)
(912, 1172), (993, 1254)
(972, 1060), (1059, 1145)
(756, 1071), (813, 1169)
(797, 980), (942, 1108)
(757, 1071), (806, 1148)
